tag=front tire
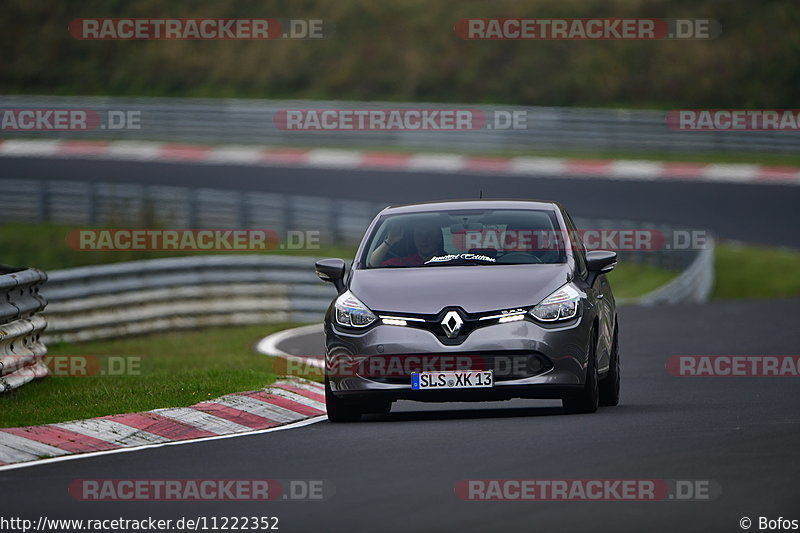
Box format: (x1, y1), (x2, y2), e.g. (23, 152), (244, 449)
(325, 376), (362, 423)
(563, 328), (599, 414)
(599, 325), (620, 407)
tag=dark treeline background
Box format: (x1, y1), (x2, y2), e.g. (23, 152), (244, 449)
(2, 0), (798, 107)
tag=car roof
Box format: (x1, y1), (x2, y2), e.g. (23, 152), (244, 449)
(379, 199), (563, 215)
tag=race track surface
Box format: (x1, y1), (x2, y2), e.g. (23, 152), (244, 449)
(2, 299), (799, 532)
(4, 156), (800, 247)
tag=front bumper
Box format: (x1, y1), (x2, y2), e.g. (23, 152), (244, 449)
(325, 315), (592, 402)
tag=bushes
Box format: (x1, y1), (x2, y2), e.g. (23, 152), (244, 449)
(2, 0), (798, 107)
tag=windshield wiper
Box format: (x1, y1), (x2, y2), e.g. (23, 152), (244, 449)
(423, 253), (497, 265)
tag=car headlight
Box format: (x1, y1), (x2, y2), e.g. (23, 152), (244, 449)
(530, 283), (581, 322)
(334, 290), (377, 328)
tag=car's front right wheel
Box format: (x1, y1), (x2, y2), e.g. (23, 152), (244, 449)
(599, 324), (620, 407)
(325, 376), (362, 423)
(563, 329), (599, 414)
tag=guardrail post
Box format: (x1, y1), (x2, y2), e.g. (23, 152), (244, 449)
(328, 200), (340, 245)
(187, 188), (199, 228)
(238, 190), (249, 229)
(37, 181), (49, 223)
(87, 181), (98, 226)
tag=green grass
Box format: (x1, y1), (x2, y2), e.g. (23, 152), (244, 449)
(606, 262), (678, 300)
(0, 323), (297, 428)
(713, 243), (800, 299)
(0, 222), (359, 271)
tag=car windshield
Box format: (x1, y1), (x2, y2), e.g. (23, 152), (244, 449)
(362, 208), (568, 268)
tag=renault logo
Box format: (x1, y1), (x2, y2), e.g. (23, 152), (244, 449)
(441, 310), (463, 339)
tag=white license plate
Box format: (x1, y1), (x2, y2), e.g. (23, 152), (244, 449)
(411, 370), (493, 390)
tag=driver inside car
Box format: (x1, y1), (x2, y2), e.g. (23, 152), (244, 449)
(369, 221), (446, 267)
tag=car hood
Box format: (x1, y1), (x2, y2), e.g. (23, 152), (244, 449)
(349, 264), (573, 315)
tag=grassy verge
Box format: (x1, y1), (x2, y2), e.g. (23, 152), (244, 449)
(714, 243), (800, 299)
(0, 323), (296, 428)
(0, 223), (358, 271)
(606, 263), (677, 300)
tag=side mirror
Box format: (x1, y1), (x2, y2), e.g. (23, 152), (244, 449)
(585, 250), (617, 273)
(315, 258), (346, 293)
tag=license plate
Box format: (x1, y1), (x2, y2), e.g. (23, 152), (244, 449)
(411, 370), (493, 390)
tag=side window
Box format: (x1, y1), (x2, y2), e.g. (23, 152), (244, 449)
(563, 211), (588, 280)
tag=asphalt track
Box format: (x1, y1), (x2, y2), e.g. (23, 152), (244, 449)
(3, 156), (800, 247)
(1, 299), (799, 532)
(1, 156), (799, 532)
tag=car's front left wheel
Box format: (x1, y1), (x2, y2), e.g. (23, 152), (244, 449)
(325, 376), (362, 423)
(599, 324), (620, 407)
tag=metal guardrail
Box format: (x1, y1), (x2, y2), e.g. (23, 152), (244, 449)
(41, 225), (714, 343)
(43, 255), (334, 343)
(0, 266), (48, 392)
(1, 95), (797, 155)
(637, 236), (715, 305)
(0, 178), (386, 246)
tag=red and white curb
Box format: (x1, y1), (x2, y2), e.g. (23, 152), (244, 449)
(0, 378), (325, 470)
(1, 139), (799, 186)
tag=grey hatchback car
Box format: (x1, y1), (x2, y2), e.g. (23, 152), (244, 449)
(315, 200), (620, 422)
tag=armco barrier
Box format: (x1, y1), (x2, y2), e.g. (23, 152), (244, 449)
(0, 266), (48, 392)
(42, 255), (335, 343)
(636, 235), (715, 305)
(1, 95), (798, 155)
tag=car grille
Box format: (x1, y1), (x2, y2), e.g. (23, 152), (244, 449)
(376, 307), (528, 345)
(358, 351), (553, 384)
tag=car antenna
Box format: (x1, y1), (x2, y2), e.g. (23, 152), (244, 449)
(479, 189), (483, 199)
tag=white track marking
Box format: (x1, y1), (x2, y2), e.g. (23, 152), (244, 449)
(0, 416), (327, 473)
(152, 407), (254, 435)
(266, 388), (327, 412)
(508, 157), (566, 175)
(0, 433), (71, 462)
(55, 419), (169, 446)
(212, 395), (308, 423)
